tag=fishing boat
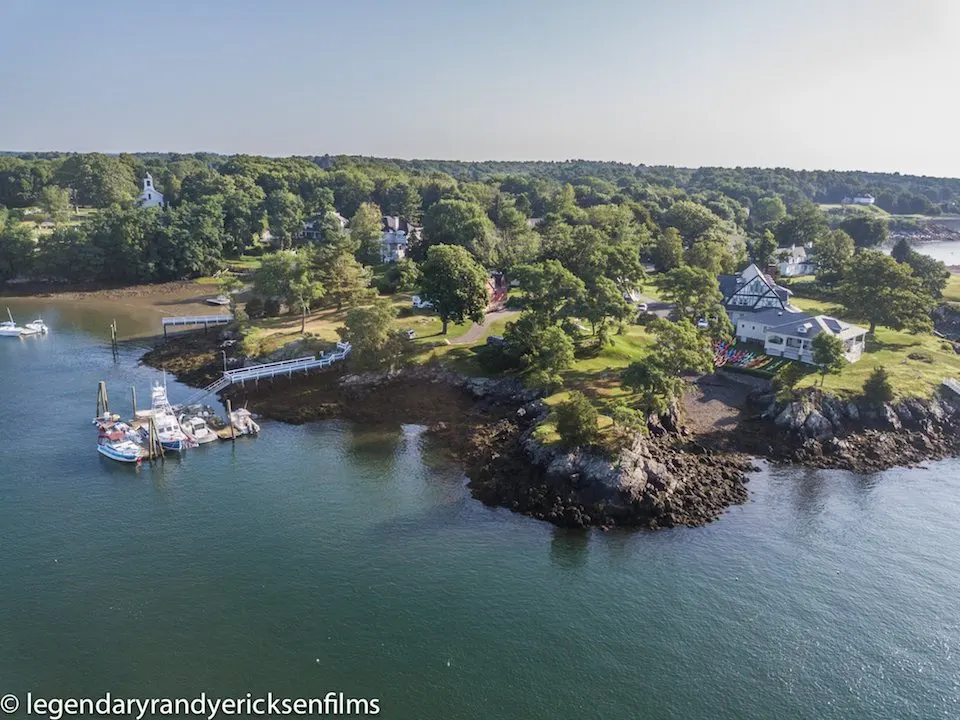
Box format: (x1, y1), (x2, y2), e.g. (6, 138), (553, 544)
(0, 308), (25, 337)
(179, 414), (218, 444)
(97, 428), (145, 464)
(141, 381), (196, 451)
(229, 407), (261, 436)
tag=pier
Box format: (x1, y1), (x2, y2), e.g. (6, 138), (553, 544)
(180, 342), (351, 406)
(162, 314), (233, 337)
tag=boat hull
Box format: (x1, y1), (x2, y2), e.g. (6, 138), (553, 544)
(97, 444), (143, 463)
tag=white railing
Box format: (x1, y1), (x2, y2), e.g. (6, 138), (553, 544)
(162, 315), (233, 328)
(174, 342), (352, 403)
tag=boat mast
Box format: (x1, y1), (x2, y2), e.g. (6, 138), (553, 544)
(6, 307), (13, 324)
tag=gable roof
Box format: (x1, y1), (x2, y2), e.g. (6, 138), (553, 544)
(765, 314), (867, 341)
(719, 263), (793, 306)
(736, 308), (810, 328)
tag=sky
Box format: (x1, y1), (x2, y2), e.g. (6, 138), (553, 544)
(2, 0), (959, 176)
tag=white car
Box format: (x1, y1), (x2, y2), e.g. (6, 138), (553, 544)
(696, 318), (709, 329)
(637, 302), (648, 313)
(405, 329), (416, 340)
(411, 295), (433, 309)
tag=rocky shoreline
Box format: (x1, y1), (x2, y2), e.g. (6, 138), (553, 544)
(141, 330), (960, 531)
(713, 386), (960, 474)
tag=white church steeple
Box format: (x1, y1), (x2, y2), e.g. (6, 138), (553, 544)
(137, 173), (164, 208)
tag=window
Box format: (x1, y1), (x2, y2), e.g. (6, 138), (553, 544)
(786, 337), (802, 349)
(147, 193), (151, 200)
(767, 335), (784, 345)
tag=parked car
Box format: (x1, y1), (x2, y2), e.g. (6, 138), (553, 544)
(411, 295), (433, 309)
(486, 335), (505, 346)
(697, 318), (709, 329)
(405, 329), (416, 340)
(637, 302), (648, 313)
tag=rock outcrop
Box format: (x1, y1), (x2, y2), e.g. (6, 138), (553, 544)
(733, 385), (960, 472)
(467, 405), (755, 530)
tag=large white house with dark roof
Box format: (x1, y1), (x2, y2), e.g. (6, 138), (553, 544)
(721, 264), (867, 364)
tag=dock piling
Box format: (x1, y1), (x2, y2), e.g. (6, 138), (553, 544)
(131, 386), (137, 416)
(226, 399), (236, 442)
(96, 381), (109, 418)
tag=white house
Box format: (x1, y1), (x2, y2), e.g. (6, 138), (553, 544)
(297, 211), (350, 243)
(842, 194), (875, 206)
(718, 264), (795, 327)
(136, 173), (164, 208)
(777, 245), (816, 277)
(764, 315), (868, 365)
(381, 216), (421, 263)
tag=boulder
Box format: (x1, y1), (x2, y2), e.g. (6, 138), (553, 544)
(803, 410), (835, 440)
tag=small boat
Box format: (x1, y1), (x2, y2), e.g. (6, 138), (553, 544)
(179, 414), (218, 445)
(97, 429), (145, 464)
(205, 295), (231, 306)
(24, 318), (48, 334)
(229, 407), (260, 436)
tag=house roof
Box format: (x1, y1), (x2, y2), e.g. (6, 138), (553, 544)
(736, 308), (810, 328)
(765, 314), (867, 341)
(720, 264), (793, 304)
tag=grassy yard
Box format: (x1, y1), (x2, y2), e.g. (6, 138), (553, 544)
(239, 292), (474, 359)
(789, 296), (960, 397)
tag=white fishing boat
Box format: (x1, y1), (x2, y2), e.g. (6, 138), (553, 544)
(141, 381), (196, 451)
(179, 414), (218, 444)
(230, 407), (261, 436)
(97, 428), (145, 464)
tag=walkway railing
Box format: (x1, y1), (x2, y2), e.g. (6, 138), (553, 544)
(176, 342), (352, 405)
(162, 314), (232, 336)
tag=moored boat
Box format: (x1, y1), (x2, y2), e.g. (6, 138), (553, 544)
(24, 318), (48, 334)
(0, 308), (25, 337)
(97, 429), (145, 463)
(205, 294), (231, 306)
(179, 414), (218, 444)
(142, 381), (197, 451)
(229, 407), (261, 436)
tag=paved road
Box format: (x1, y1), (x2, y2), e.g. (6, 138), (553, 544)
(452, 309), (519, 345)
(640, 296), (673, 319)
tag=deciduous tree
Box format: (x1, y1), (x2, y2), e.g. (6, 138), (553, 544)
(420, 244), (489, 334)
(839, 250), (934, 334)
(811, 332), (847, 386)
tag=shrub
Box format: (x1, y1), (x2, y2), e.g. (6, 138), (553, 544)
(772, 362), (806, 399)
(554, 391), (599, 448)
(263, 297), (282, 317)
(244, 296), (265, 319)
(862, 366), (895, 405)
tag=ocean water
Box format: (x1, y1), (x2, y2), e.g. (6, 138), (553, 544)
(1, 303), (959, 719)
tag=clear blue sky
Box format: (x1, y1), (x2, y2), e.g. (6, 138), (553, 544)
(2, 0), (958, 176)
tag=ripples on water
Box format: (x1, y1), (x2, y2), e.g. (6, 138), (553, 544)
(0, 305), (958, 719)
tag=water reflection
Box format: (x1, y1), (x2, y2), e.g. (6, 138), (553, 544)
(550, 526), (589, 570)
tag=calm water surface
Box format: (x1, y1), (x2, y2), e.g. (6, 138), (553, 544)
(1, 301), (959, 719)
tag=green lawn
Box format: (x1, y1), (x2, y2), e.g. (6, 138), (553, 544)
(789, 296), (960, 397)
(944, 274), (960, 304)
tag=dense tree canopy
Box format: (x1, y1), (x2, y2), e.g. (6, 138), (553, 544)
(839, 251), (934, 334)
(419, 244), (489, 334)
